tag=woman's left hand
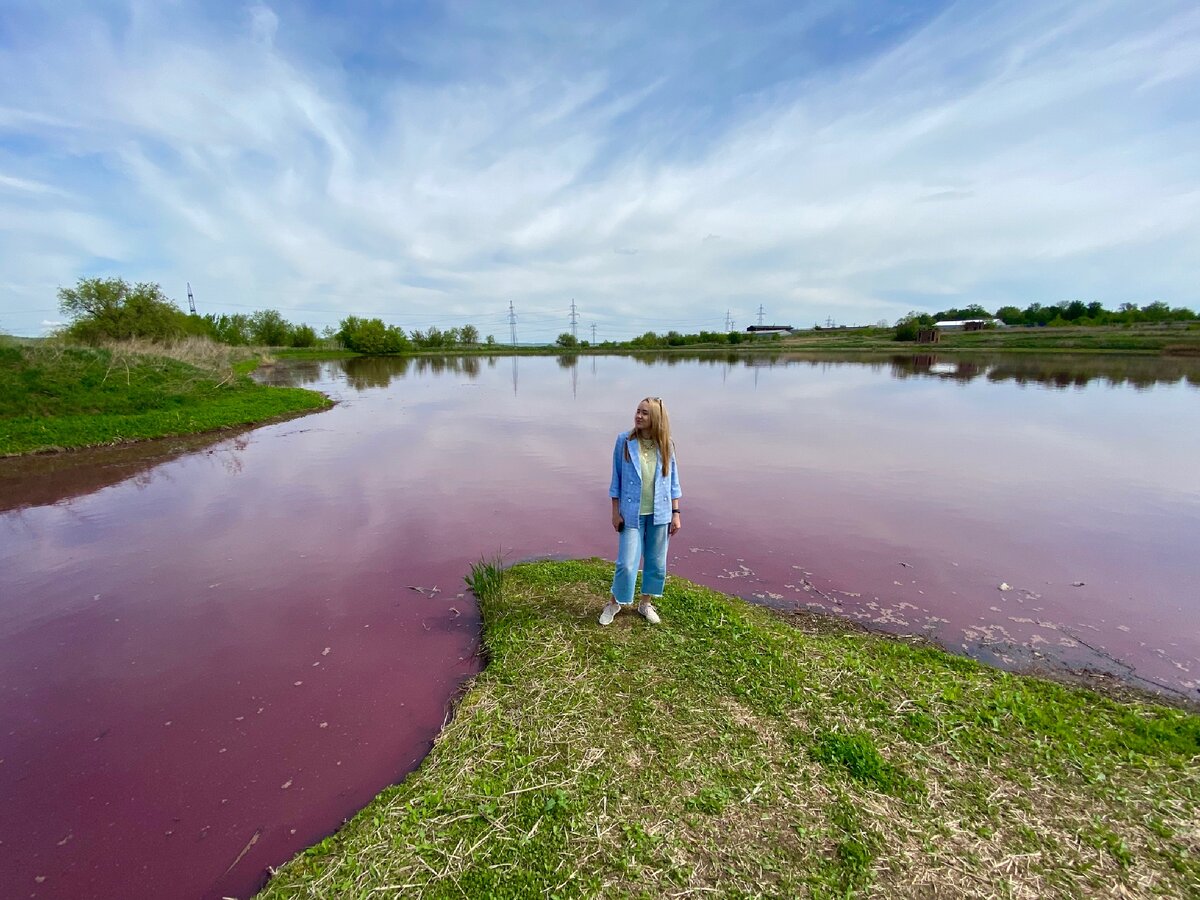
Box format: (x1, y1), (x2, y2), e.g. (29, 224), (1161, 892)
(669, 511), (681, 536)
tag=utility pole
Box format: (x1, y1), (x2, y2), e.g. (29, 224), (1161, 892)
(569, 298), (579, 340)
(725, 310), (734, 331)
(591, 322), (597, 344)
(757, 304), (765, 327)
(187, 282), (197, 315)
(508, 301), (518, 346)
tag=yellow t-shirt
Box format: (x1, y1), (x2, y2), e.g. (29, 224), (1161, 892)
(638, 440), (656, 515)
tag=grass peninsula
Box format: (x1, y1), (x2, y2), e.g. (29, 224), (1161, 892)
(0, 339), (330, 457)
(259, 558), (1199, 899)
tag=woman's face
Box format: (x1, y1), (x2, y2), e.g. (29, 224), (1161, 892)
(634, 401), (653, 433)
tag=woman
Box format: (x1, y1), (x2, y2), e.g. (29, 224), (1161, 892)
(601, 396), (682, 625)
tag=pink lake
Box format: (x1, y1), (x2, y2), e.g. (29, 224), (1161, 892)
(1, 351), (1198, 899)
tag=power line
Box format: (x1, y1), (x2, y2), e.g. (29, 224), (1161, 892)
(757, 304), (765, 327)
(569, 298), (578, 340)
(508, 301), (518, 346)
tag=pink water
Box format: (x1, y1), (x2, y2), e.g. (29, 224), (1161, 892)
(2, 352), (1198, 899)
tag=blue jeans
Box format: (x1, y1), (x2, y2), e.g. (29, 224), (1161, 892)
(611, 514), (670, 605)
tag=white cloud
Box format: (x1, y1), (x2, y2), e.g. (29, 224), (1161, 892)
(0, 1), (1197, 337)
(0, 173), (73, 197)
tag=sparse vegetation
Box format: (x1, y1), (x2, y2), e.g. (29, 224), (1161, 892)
(259, 558), (1199, 899)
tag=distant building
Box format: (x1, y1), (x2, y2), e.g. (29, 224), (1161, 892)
(933, 318), (993, 332)
(746, 325), (794, 335)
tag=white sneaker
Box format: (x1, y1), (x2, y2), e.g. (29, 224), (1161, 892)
(599, 600), (622, 625)
(637, 600), (661, 625)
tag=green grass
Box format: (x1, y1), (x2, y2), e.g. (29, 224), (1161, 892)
(259, 559), (1200, 899)
(183, 323), (1200, 361)
(0, 341), (331, 455)
(774, 323), (1200, 356)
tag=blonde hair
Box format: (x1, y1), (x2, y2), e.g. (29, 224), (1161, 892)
(626, 396), (673, 476)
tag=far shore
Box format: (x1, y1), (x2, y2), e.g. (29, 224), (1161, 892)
(273, 321), (1200, 358)
(5, 327), (1196, 458)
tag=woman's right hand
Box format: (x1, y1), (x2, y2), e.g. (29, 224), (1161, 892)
(612, 511), (624, 532)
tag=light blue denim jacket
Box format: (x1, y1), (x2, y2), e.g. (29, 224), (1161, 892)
(609, 432), (682, 527)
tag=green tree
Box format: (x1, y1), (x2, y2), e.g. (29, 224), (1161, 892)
(1140, 301), (1170, 322)
(248, 309), (291, 346)
(460, 324), (479, 345)
(932, 303), (990, 321)
(290, 323), (318, 348)
(203, 312), (253, 345)
(994, 305), (1023, 325)
(337, 316), (410, 354)
(1060, 300), (1088, 321)
(556, 332), (579, 348)
(1022, 303), (1057, 326)
(630, 331), (663, 348)
(58, 277), (196, 343)
(894, 311), (934, 342)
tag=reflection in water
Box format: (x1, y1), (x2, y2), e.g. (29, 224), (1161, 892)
(300, 350), (1200, 398)
(557, 355), (579, 398)
(621, 349), (1200, 390)
(253, 359), (327, 388)
(343, 354), (412, 388)
(0, 430), (252, 513)
(889, 352), (1200, 389)
(340, 354), (489, 390)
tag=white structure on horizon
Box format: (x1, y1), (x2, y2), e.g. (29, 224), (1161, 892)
(933, 318), (998, 331)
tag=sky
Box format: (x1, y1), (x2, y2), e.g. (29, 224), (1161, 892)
(1, 0), (1197, 342)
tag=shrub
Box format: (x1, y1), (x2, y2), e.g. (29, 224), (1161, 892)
(290, 324), (318, 348)
(59, 277), (202, 343)
(337, 316), (410, 354)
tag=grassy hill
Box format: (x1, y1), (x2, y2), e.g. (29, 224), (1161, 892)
(0, 338), (330, 456)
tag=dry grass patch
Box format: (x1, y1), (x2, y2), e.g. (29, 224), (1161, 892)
(98, 336), (269, 379)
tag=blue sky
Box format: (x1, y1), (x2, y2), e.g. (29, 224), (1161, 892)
(1, 0), (1197, 341)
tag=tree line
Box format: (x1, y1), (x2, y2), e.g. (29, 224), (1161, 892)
(54, 276), (1197, 351)
(897, 300), (1198, 338)
(55, 277), (493, 351)
(560, 329), (753, 350)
